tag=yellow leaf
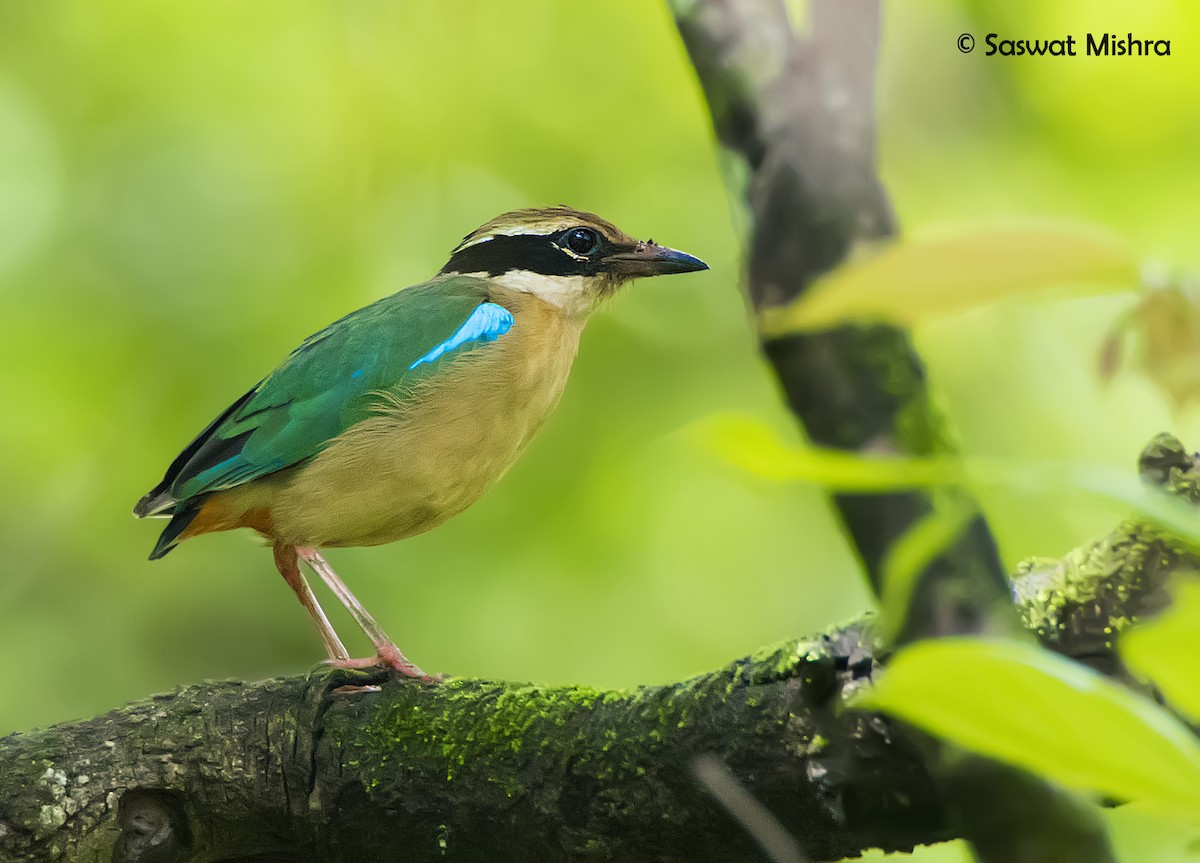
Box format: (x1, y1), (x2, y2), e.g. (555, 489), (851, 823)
(761, 224), (1138, 335)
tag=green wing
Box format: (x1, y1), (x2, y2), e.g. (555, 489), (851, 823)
(151, 276), (499, 506)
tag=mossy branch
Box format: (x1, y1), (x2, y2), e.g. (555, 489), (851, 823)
(1, 436), (1195, 863)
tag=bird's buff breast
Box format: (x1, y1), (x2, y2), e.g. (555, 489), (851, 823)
(267, 295), (582, 548)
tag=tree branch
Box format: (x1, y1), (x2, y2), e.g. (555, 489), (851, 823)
(2, 436), (1196, 862)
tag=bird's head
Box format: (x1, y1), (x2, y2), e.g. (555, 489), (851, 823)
(439, 206), (708, 317)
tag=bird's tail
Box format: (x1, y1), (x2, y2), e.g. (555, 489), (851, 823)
(134, 482), (177, 519)
(148, 500), (203, 560)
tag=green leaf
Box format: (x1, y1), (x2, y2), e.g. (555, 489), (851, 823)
(878, 494), (979, 641)
(760, 224), (1138, 335)
(688, 413), (960, 489)
(971, 458), (1200, 550)
(1122, 579), (1200, 723)
(1051, 464), (1200, 549)
(692, 413), (1200, 550)
(856, 638), (1200, 821)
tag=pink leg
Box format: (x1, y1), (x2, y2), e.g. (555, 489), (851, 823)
(295, 546), (433, 680)
(273, 544), (350, 661)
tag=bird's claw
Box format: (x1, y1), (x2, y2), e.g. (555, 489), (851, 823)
(321, 644), (440, 683)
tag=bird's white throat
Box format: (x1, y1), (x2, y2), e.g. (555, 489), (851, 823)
(465, 269), (594, 318)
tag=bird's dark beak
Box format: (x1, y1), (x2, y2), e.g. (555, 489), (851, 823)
(605, 241), (709, 278)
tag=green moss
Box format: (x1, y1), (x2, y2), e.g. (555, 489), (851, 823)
(1138, 433), (1200, 503)
(747, 639), (806, 679)
(354, 636), (840, 803)
(1015, 515), (1198, 643)
(891, 380), (954, 456)
(358, 680), (622, 795)
(855, 325), (955, 456)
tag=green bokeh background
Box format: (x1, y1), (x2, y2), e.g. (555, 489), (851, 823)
(0, 1), (1197, 858)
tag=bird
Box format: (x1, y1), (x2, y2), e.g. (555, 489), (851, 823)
(135, 206), (707, 679)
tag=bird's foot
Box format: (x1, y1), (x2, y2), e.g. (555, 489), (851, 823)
(322, 643), (440, 682)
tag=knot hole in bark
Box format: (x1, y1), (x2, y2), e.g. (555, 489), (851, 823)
(112, 789), (193, 863)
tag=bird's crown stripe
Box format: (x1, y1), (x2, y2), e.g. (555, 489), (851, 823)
(453, 220), (577, 252)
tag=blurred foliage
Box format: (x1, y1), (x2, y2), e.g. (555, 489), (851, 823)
(761, 224), (1138, 335)
(0, 1), (1198, 859)
(1123, 578), (1200, 725)
(1102, 278), (1200, 412)
(860, 637), (1200, 822)
(0, 0), (856, 729)
(698, 415), (1200, 548)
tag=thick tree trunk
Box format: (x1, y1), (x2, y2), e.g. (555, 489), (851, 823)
(1, 434), (1196, 862)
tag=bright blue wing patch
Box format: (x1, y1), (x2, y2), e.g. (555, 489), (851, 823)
(409, 302), (514, 369)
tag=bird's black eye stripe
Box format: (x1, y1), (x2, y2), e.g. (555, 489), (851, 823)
(441, 230), (614, 277)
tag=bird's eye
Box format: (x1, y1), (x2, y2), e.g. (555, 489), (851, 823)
(563, 227), (601, 256)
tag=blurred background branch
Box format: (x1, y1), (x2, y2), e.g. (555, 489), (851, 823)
(671, 0), (1017, 645)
